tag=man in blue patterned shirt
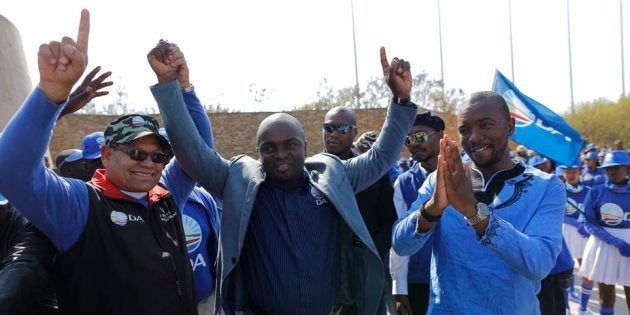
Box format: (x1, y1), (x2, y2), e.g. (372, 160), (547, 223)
(393, 91), (565, 314)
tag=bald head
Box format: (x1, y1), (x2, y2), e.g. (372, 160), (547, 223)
(324, 106), (357, 125)
(257, 113), (305, 147)
(459, 91), (510, 122)
(256, 113), (308, 187)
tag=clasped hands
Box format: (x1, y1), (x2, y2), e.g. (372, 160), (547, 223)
(423, 135), (478, 220)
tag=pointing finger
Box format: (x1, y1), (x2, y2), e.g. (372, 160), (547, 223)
(380, 47), (390, 77)
(76, 9), (90, 54)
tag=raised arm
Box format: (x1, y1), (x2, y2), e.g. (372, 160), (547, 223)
(0, 10), (91, 252)
(344, 47), (416, 192)
(147, 41), (218, 207)
(149, 42), (229, 198)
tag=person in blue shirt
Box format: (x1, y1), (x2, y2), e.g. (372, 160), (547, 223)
(392, 91), (565, 314)
(530, 157), (575, 315)
(578, 150), (630, 315)
(582, 151), (606, 188)
(390, 111), (444, 315)
(560, 161), (594, 315)
(0, 11), (211, 314)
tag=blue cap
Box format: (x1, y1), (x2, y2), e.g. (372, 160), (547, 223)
(528, 155), (548, 167)
(560, 157), (583, 169)
(585, 143), (597, 151)
(82, 131), (105, 160)
(583, 152), (598, 160)
(65, 150), (84, 163)
(555, 166), (564, 177)
(599, 150), (630, 168)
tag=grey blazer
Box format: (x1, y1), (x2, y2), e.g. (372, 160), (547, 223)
(152, 80), (416, 314)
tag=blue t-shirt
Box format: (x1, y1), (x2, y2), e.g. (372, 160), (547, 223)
(182, 186), (219, 302)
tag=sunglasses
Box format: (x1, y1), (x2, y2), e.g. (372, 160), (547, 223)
(405, 131), (438, 146)
(111, 145), (172, 164)
(323, 123), (356, 134)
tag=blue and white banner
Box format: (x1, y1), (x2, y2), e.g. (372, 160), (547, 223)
(492, 70), (584, 166)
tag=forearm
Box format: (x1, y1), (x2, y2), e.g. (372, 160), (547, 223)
(183, 90), (214, 148)
(563, 216), (580, 228)
(389, 249), (409, 295)
(151, 80), (228, 196)
(585, 223), (628, 247)
(479, 214), (561, 281)
(346, 102), (417, 192)
(392, 209), (433, 256)
(0, 89), (88, 251)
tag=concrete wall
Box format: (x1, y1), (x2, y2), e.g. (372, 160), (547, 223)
(49, 108), (458, 163)
(0, 15), (32, 131)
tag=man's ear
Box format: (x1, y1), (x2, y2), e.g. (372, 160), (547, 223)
(101, 146), (112, 168)
(303, 140), (308, 156)
(507, 116), (515, 137)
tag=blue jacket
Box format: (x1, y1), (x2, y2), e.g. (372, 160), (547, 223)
(151, 80), (417, 314)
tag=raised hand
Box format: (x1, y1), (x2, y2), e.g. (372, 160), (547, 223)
(441, 135), (476, 215)
(38, 9), (90, 103)
(147, 40), (187, 84)
(59, 66), (113, 119)
(380, 47), (412, 100)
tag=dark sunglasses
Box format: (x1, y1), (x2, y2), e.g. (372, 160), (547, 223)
(111, 145), (171, 164)
(323, 123), (356, 134)
(405, 131), (438, 146)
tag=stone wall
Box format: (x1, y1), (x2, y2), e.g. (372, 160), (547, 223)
(50, 108), (457, 163)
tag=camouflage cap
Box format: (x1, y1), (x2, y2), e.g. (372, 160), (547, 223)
(354, 131), (380, 152)
(103, 114), (170, 147)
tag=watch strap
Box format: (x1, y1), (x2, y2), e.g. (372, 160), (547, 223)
(420, 202), (442, 222)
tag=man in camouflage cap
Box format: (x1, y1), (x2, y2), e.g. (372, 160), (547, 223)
(0, 10), (210, 314)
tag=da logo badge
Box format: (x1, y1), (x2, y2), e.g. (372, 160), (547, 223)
(110, 210), (128, 227)
(502, 90), (535, 127)
(183, 215), (203, 252)
(600, 203), (624, 226)
(310, 185), (328, 206)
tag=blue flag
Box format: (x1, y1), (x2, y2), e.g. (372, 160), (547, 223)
(492, 70), (584, 166)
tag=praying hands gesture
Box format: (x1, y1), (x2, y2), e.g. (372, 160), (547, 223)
(38, 9), (90, 104)
(380, 47), (412, 102)
(418, 135), (488, 235)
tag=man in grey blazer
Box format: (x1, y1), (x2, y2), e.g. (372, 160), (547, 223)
(151, 46), (417, 315)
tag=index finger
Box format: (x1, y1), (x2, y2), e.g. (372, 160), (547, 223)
(380, 46), (389, 76)
(76, 9), (90, 54)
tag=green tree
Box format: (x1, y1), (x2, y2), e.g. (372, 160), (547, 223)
(295, 71), (465, 114)
(564, 96), (630, 148)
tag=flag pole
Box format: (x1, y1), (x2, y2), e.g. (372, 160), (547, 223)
(620, 0), (626, 96)
(508, 0), (515, 83)
(438, 0), (445, 98)
(566, 0), (575, 113)
(350, 0), (360, 107)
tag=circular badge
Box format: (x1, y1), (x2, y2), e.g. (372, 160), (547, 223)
(183, 214), (203, 252)
(600, 203), (624, 226)
(131, 116), (145, 127)
(110, 210), (128, 227)
(565, 197), (579, 215)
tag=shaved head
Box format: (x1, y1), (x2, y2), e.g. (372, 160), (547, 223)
(459, 91), (510, 122)
(257, 113), (305, 147)
(256, 113), (307, 187)
(324, 106), (357, 125)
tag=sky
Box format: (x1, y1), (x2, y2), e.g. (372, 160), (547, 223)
(1, 0), (628, 114)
